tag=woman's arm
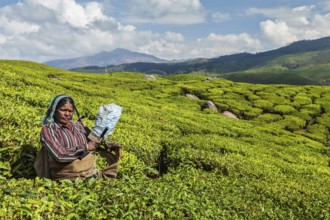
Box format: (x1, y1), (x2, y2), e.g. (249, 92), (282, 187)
(40, 124), (88, 162)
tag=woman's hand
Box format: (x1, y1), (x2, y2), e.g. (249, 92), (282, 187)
(86, 141), (98, 151)
(108, 142), (122, 160)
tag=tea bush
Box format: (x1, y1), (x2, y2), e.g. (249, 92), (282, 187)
(0, 61), (329, 219)
(256, 113), (283, 123)
(273, 104), (297, 115)
(252, 99), (273, 110)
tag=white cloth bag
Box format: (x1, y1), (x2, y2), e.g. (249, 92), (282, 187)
(88, 104), (123, 141)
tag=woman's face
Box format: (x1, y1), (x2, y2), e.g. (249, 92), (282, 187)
(54, 103), (74, 126)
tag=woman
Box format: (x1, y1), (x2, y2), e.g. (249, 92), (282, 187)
(35, 94), (120, 180)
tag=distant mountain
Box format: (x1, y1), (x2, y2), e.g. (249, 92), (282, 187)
(44, 48), (167, 70)
(61, 36), (330, 85)
(102, 36), (330, 75)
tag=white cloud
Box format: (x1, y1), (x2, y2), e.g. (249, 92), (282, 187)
(0, 34), (7, 44)
(0, 0), (207, 62)
(123, 31), (262, 60)
(0, 17), (40, 34)
(26, 0), (109, 28)
(190, 33), (262, 57)
(292, 5), (315, 12)
(260, 20), (298, 46)
(0, 0), (148, 61)
(0, 0), (330, 63)
(122, 0), (206, 24)
(247, 4), (330, 48)
(135, 31), (185, 59)
(211, 12), (231, 23)
(0, 0), (209, 62)
(211, 12), (231, 22)
(246, 6), (312, 26)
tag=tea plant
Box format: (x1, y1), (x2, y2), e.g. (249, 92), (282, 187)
(0, 61), (329, 219)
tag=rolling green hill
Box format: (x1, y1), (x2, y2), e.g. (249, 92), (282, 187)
(221, 50), (330, 85)
(72, 36), (330, 85)
(0, 60), (330, 219)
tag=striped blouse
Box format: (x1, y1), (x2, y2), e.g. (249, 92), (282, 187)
(40, 121), (88, 162)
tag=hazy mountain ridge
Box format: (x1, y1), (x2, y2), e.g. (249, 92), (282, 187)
(69, 37), (330, 80)
(112, 36), (330, 75)
(45, 36), (330, 85)
(44, 48), (167, 70)
(104, 36), (330, 85)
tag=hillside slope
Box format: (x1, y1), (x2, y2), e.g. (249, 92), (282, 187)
(0, 61), (329, 219)
(221, 50), (330, 85)
(91, 36), (330, 85)
(103, 36), (330, 72)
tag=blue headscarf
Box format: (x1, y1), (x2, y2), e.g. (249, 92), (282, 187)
(42, 95), (75, 125)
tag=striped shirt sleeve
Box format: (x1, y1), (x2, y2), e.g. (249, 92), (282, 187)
(40, 122), (88, 162)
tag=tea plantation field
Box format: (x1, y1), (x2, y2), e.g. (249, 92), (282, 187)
(0, 60), (329, 219)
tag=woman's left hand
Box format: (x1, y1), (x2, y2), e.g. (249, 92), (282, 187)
(87, 141), (98, 151)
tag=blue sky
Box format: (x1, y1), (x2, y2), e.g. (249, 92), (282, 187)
(0, 0), (329, 62)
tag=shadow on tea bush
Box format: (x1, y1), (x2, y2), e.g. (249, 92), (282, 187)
(279, 115), (306, 132)
(11, 144), (38, 179)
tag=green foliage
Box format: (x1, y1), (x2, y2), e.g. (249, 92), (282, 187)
(256, 113), (283, 123)
(304, 124), (329, 143)
(292, 109), (314, 123)
(292, 95), (312, 107)
(300, 104), (322, 116)
(273, 104), (297, 115)
(316, 113), (330, 129)
(0, 60), (330, 219)
(278, 115), (306, 132)
(253, 99), (273, 110)
(242, 107), (263, 119)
